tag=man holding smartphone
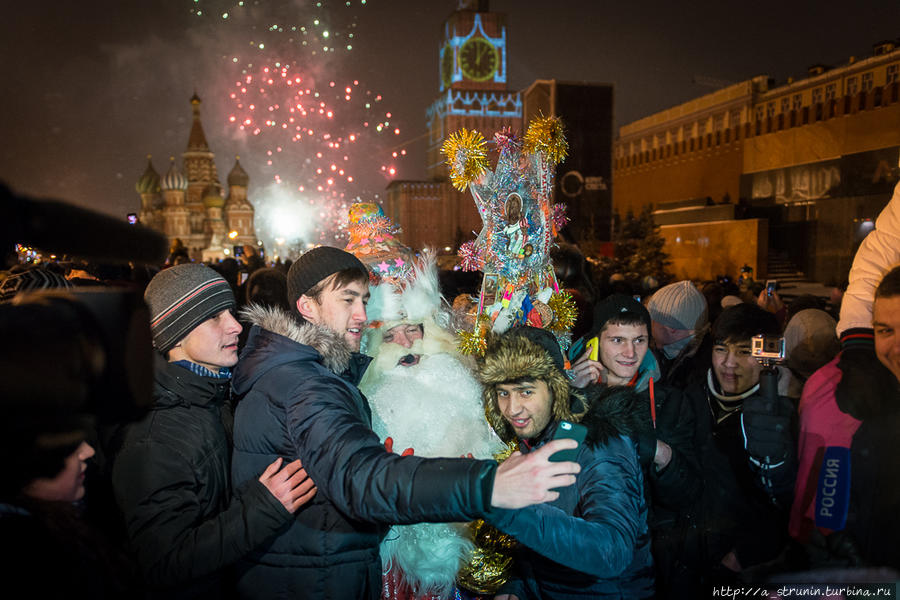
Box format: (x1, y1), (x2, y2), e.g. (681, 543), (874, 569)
(478, 326), (655, 599)
(229, 247), (580, 600)
(570, 294), (703, 598)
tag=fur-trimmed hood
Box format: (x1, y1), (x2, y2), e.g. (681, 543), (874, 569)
(232, 304), (369, 395)
(579, 384), (644, 448)
(478, 331), (582, 443)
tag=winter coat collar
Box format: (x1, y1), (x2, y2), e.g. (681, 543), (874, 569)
(579, 385), (643, 448)
(153, 353), (230, 409)
(233, 304), (371, 397)
(241, 304), (353, 373)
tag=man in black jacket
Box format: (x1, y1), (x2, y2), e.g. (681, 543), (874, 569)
(684, 303), (797, 588)
(112, 263), (317, 599)
(480, 326), (655, 599)
(230, 246), (581, 600)
(570, 294), (703, 598)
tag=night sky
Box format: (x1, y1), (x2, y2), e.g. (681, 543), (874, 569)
(2, 0), (898, 241)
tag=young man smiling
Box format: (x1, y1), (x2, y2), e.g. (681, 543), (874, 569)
(230, 246), (580, 600)
(685, 302), (797, 588)
(478, 326), (655, 599)
(571, 294), (702, 598)
(113, 263), (316, 599)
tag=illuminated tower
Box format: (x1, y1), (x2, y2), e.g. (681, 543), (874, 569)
(426, 0), (522, 179)
(160, 156), (190, 240)
(183, 93), (222, 256)
(384, 0), (522, 252)
(133, 92), (259, 261)
(225, 157), (256, 249)
(202, 183), (227, 254)
(135, 155), (162, 229)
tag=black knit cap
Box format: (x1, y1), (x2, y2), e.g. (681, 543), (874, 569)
(287, 246), (367, 308)
(144, 263), (236, 353)
(589, 293), (652, 340)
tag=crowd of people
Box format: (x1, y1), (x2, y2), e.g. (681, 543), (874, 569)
(1, 195), (899, 600)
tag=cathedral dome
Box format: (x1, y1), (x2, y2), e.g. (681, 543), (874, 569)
(202, 183), (226, 208)
(227, 156), (250, 187)
(135, 156), (160, 194)
(161, 157), (188, 191)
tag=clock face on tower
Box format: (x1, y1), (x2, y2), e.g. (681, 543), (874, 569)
(440, 43), (455, 88)
(459, 37), (498, 82)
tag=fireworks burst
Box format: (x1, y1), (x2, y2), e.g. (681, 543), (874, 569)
(185, 0), (408, 252)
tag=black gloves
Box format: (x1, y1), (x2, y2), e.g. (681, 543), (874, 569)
(835, 328), (897, 420)
(741, 393), (794, 465)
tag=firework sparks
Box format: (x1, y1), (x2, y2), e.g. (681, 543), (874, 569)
(185, 0), (407, 252)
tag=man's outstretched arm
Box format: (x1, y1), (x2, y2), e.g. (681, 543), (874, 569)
(490, 439), (580, 508)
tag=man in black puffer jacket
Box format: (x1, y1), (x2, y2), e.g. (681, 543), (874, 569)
(113, 263), (317, 599)
(478, 326), (655, 599)
(570, 294), (703, 599)
(230, 247), (581, 600)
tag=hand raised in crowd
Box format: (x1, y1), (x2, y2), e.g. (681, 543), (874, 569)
(258, 457), (317, 513)
(756, 288), (784, 315)
(570, 350), (607, 388)
(490, 439), (581, 509)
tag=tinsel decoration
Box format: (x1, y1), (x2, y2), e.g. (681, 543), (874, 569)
(442, 129), (489, 191)
(457, 327), (487, 356)
(455, 519), (518, 594)
(458, 240), (481, 272)
(550, 202), (570, 233)
(523, 115), (568, 165)
(547, 290), (577, 332)
(455, 440), (520, 594)
(493, 127), (520, 154)
(349, 215), (400, 240)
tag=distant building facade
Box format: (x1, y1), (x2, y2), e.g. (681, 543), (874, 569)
(523, 80), (614, 244)
(134, 93), (257, 261)
(613, 40), (900, 282)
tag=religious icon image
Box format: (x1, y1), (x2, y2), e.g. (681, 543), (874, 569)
(503, 192), (527, 259)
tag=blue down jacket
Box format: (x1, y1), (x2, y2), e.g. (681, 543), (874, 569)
(230, 306), (498, 600)
(486, 389), (655, 599)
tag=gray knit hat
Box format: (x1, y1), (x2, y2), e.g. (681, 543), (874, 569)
(647, 280), (708, 331)
(144, 263), (236, 353)
(287, 246), (367, 309)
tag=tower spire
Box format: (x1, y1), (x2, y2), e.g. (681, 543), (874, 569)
(187, 92), (210, 152)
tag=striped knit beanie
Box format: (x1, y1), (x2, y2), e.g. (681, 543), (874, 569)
(144, 263), (235, 353)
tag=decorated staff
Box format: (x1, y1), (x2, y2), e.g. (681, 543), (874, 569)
(344, 203), (506, 600)
(442, 116), (576, 358)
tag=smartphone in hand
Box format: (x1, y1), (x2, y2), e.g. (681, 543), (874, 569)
(585, 336), (599, 361)
(549, 420), (587, 463)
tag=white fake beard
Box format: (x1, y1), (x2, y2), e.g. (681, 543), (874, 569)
(362, 351), (505, 597)
(363, 352), (504, 459)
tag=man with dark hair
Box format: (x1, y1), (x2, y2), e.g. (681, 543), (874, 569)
(112, 263), (317, 599)
(570, 295), (702, 598)
(479, 326), (655, 599)
(790, 265), (900, 571)
(685, 302), (797, 586)
(230, 246), (580, 600)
